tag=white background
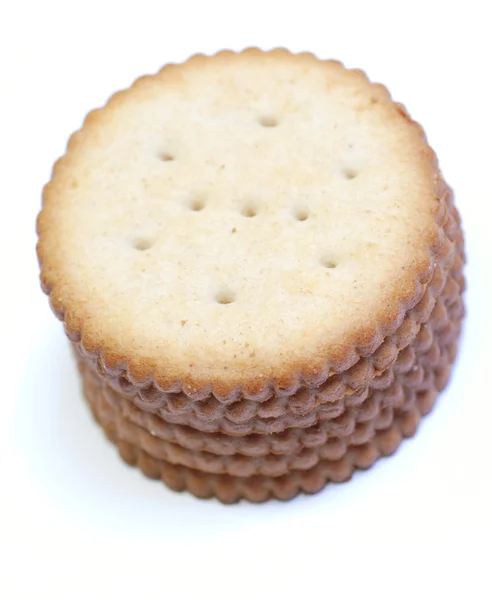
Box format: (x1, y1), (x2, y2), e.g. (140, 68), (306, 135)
(1, 1), (491, 598)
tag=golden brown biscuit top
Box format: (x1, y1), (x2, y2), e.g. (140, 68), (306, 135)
(37, 48), (443, 397)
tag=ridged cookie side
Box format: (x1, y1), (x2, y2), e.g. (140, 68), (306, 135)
(94, 347), (458, 503)
(83, 293), (463, 476)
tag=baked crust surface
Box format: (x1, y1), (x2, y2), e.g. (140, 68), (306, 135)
(38, 48), (448, 398)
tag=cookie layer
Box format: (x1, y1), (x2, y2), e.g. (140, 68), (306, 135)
(38, 48), (452, 399)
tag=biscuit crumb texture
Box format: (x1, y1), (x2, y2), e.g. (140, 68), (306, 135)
(37, 49), (442, 394)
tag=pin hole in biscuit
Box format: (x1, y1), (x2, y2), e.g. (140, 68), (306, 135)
(160, 152), (175, 162)
(342, 168), (358, 180)
(293, 207), (309, 221)
(190, 197), (206, 211)
(241, 204), (258, 218)
(215, 289), (236, 305)
(321, 257), (338, 269)
(132, 238), (154, 251)
(259, 115), (278, 128)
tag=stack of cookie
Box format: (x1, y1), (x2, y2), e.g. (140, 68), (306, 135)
(37, 49), (465, 503)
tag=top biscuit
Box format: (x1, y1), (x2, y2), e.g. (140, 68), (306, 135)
(37, 48), (446, 399)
